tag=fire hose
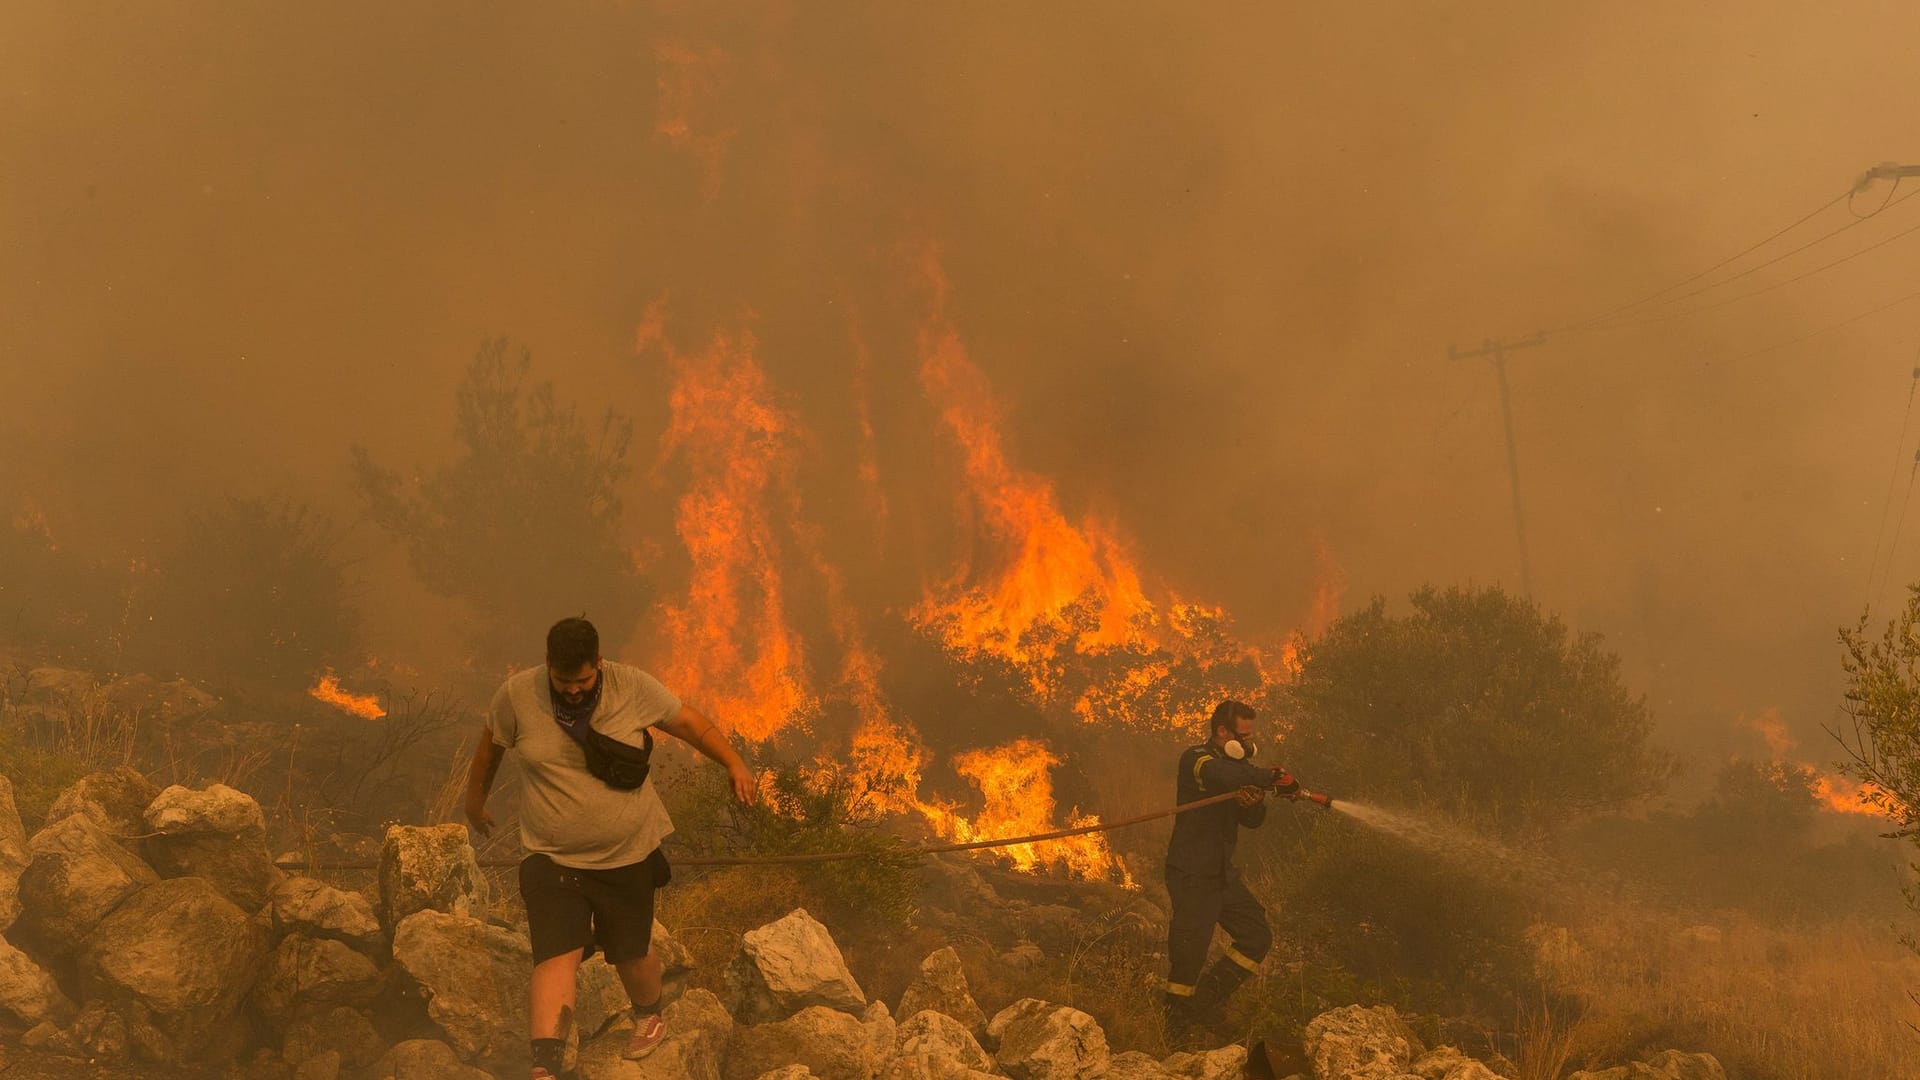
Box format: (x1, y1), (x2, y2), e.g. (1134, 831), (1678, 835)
(271, 774), (1332, 871)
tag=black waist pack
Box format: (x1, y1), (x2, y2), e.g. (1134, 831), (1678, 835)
(555, 716), (654, 791)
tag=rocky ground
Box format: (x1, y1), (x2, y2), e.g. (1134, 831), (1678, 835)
(0, 766), (1734, 1079)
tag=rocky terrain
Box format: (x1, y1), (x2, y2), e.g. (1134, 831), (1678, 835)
(0, 770), (1732, 1079)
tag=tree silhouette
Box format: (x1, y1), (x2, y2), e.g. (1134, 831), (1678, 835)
(351, 339), (647, 669)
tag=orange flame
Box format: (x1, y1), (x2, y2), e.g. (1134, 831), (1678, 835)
(910, 249), (1294, 728)
(307, 672), (385, 720)
(649, 316), (817, 743)
(1740, 710), (1896, 818)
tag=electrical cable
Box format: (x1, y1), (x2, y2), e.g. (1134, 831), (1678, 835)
(1572, 185), (1920, 333)
(1722, 286), (1920, 361)
(1587, 214), (1920, 334)
(1864, 359), (1920, 607)
(1876, 455), (1920, 613)
(1544, 187), (1850, 335)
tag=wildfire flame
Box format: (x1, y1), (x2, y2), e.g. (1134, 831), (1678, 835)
(648, 313), (817, 744)
(307, 672), (385, 720)
(1740, 710), (1895, 818)
(910, 249), (1297, 727)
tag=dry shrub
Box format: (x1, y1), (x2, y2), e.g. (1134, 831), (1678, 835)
(1531, 904), (1920, 1080)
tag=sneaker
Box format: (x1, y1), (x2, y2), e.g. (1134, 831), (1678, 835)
(623, 1010), (665, 1059)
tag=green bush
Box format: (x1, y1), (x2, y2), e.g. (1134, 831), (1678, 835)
(1266, 810), (1538, 1007)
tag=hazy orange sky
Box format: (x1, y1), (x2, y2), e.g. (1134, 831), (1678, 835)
(5, 2), (1919, 773)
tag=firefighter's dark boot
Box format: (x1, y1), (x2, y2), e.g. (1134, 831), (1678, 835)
(1191, 954), (1255, 1016)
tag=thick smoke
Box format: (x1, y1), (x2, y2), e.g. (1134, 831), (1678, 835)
(5, 1), (1920, 773)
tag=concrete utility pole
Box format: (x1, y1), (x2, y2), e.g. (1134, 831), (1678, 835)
(1448, 334), (1547, 598)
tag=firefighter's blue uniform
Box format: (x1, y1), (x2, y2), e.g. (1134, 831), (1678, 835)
(1164, 742), (1274, 1026)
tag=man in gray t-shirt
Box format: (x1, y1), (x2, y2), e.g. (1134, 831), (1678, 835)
(465, 617), (754, 1078)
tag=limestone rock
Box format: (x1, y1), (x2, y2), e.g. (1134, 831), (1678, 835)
(1107, 1051), (1174, 1080)
(1640, 1051), (1727, 1080)
(576, 953), (634, 1041)
(864, 1000), (897, 1066)
(293, 1049), (342, 1080)
(78, 876), (269, 1063)
(579, 1011), (722, 1080)
(758, 1069), (821, 1080)
(48, 767), (160, 839)
(142, 783), (280, 911)
(726, 908), (866, 1023)
(368, 1038), (494, 1080)
(1567, 1053), (1726, 1080)
(254, 932), (384, 1027)
(896, 1008), (994, 1073)
(0, 774), (30, 931)
(726, 1005), (878, 1080)
(1163, 1044), (1248, 1079)
(63, 999), (131, 1062)
(282, 1005), (386, 1070)
(15, 811), (157, 956)
(0, 935), (70, 1026)
(897, 946), (986, 1038)
(987, 998), (1110, 1080)
(1303, 1004), (1426, 1080)
(378, 824), (487, 928)
(269, 875), (384, 956)
(389, 908), (528, 1070)
(667, 987), (737, 1059)
(1413, 1046), (1510, 1080)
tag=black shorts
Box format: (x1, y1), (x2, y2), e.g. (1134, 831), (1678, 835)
(518, 848), (670, 965)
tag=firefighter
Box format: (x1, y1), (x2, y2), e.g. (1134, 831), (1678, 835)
(1162, 698), (1297, 1039)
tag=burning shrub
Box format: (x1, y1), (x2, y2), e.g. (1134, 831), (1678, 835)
(673, 757), (921, 926)
(350, 338), (648, 670)
(1280, 585), (1671, 833)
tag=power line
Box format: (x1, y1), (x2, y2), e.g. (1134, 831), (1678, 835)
(1574, 185), (1920, 332)
(1723, 285), (1920, 362)
(1546, 187), (1851, 334)
(1589, 214), (1920, 334)
(1867, 362), (1920, 608)
(1874, 451), (1920, 612)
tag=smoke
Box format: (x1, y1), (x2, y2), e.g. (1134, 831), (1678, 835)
(5, 2), (1920, 771)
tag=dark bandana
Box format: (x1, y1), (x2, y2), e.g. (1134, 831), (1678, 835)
(549, 673), (603, 737)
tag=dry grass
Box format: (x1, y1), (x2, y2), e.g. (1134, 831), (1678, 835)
(1530, 905), (1920, 1080)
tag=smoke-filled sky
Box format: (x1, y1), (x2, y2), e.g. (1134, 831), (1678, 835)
(6, 2), (1920, 775)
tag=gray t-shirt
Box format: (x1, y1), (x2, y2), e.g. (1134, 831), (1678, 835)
(489, 660), (682, 870)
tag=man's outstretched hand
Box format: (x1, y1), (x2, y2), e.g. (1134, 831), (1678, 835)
(728, 762), (757, 805)
(465, 799), (494, 839)
(1236, 784), (1267, 807)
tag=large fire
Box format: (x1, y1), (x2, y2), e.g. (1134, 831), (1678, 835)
(646, 311), (817, 744)
(911, 250), (1300, 729)
(640, 304), (1129, 880)
(1741, 710), (1895, 818)
(307, 672), (385, 720)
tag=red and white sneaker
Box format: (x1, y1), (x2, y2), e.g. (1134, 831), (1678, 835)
(623, 1010), (665, 1059)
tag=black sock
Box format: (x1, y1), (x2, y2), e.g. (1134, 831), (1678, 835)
(634, 997), (662, 1018)
(530, 1037), (566, 1075)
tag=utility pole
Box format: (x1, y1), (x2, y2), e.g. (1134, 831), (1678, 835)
(1449, 333), (1547, 598)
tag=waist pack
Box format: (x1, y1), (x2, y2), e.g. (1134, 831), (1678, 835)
(554, 715), (654, 791)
